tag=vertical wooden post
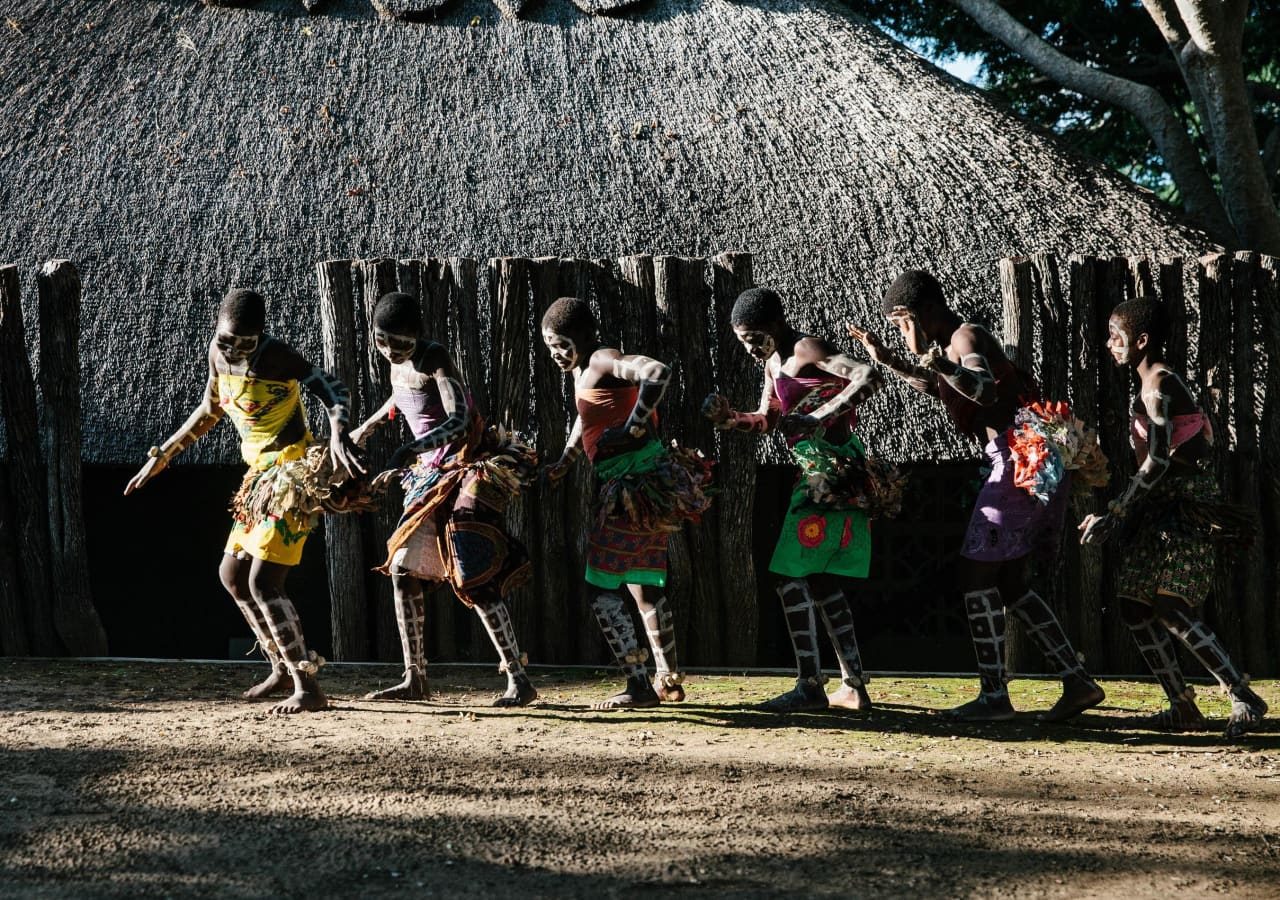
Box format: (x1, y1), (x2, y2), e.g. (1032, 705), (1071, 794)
(1197, 253), (1245, 662)
(1156, 258), (1188, 375)
(0, 468), (25, 655)
(358, 258), (403, 662)
(37, 261), (108, 656)
(488, 257), (540, 656)
(557, 257), (600, 661)
(446, 257), (483, 660)
(1257, 254), (1280, 669)
(317, 259), (369, 660)
(654, 256), (722, 666)
(1127, 255), (1156, 298)
(616, 256), (658, 358)
(711, 251), (758, 666)
(1230, 252), (1268, 672)
(1066, 255), (1106, 669)
(998, 256), (1034, 673)
(528, 256), (571, 663)
(0, 265), (56, 654)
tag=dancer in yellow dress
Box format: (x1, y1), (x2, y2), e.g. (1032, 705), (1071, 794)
(125, 289), (365, 714)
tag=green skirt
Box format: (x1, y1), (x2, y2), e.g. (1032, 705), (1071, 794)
(768, 435), (877, 579)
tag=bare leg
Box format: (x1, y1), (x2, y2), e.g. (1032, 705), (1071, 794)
(1121, 596), (1205, 731)
(946, 557), (1016, 721)
(632, 585), (684, 702)
(1158, 596), (1267, 739)
(365, 572), (429, 701)
(812, 575), (872, 711)
(474, 597), (537, 708)
(219, 553), (290, 700)
(249, 558), (328, 715)
(590, 589), (658, 710)
(760, 579), (829, 713)
(1007, 590), (1104, 722)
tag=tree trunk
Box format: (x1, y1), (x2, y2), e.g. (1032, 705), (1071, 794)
(37, 260), (108, 656)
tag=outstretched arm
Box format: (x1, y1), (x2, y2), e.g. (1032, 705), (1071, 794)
(1081, 371), (1179, 544)
(124, 354), (224, 495)
(847, 323), (938, 396)
(350, 396), (397, 448)
(805, 351), (884, 423)
(545, 415), (584, 484)
(703, 367), (780, 434)
(387, 372), (470, 469)
(284, 352), (363, 477)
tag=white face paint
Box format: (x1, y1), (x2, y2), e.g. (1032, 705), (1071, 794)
(732, 325), (776, 363)
(542, 330), (579, 371)
(374, 329), (418, 366)
(885, 306), (924, 344)
(1107, 317), (1133, 366)
(215, 326), (260, 365)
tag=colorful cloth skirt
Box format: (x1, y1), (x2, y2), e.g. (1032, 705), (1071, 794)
(382, 428), (536, 606)
(1116, 469), (1254, 608)
(768, 435), (893, 580)
(961, 433), (1070, 563)
(225, 439), (318, 566)
(586, 440), (713, 589)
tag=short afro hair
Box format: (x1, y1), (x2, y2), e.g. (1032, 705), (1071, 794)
(730, 288), (785, 328)
(1110, 296), (1166, 349)
(541, 297), (596, 338)
(218, 288), (266, 333)
(882, 270), (946, 316)
(372, 292), (422, 336)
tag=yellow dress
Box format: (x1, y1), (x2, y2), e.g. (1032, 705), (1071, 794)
(218, 373), (315, 566)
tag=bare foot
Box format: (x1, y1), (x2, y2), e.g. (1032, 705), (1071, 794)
(242, 667), (291, 701)
(493, 674), (538, 708)
(270, 676), (329, 715)
(1225, 684), (1268, 740)
(1039, 676), (1106, 723)
(944, 694), (1016, 722)
(364, 671), (430, 701)
(592, 675), (660, 710)
(1139, 699), (1207, 732)
(758, 678), (828, 713)
(827, 683), (873, 711)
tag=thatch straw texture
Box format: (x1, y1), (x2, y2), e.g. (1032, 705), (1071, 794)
(0, 0), (1206, 464)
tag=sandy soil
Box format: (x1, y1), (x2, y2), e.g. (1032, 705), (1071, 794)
(1, 660), (1278, 898)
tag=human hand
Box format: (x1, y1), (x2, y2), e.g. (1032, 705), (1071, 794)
(845, 323), (896, 367)
(123, 453), (167, 496)
(369, 468), (404, 492)
(542, 453), (576, 486)
(1078, 513), (1115, 545)
(701, 393), (734, 428)
(330, 430), (368, 480)
(596, 425), (644, 456)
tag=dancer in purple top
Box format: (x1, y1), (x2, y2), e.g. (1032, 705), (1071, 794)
(850, 270), (1104, 723)
(705, 288), (901, 713)
(354, 293), (538, 706)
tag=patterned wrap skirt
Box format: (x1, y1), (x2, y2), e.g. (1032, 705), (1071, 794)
(768, 434), (903, 580)
(585, 440), (713, 590)
(382, 431), (536, 607)
(1116, 469), (1253, 608)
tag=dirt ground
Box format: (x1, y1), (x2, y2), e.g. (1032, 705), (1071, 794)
(1, 660), (1278, 898)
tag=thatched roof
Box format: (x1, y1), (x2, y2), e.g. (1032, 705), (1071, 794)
(0, 0), (1206, 464)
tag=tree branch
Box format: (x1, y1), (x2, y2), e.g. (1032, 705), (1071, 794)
(947, 0), (1235, 244)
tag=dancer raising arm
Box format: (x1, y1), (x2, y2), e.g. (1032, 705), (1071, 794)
(850, 271), (1105, 723)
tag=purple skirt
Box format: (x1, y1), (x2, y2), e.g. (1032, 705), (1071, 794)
(960, 434), (1068, 563)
